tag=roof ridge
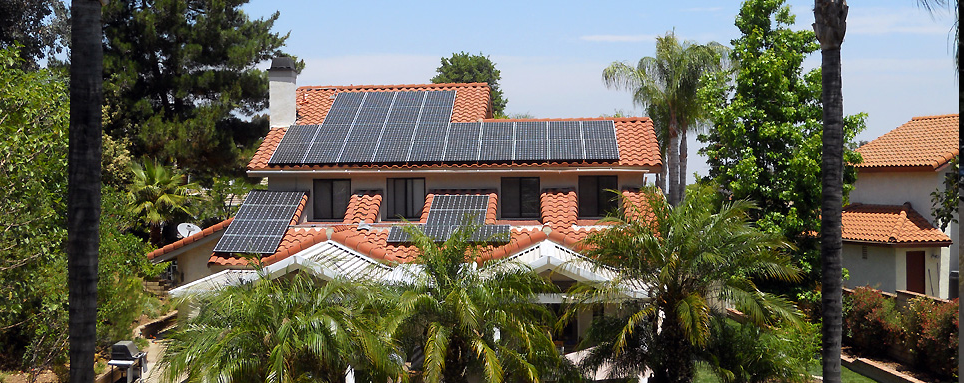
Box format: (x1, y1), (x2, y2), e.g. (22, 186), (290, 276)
(480, 117), (653, 122)
(911, 114), (959, 120)
(297, 83), (492, 91)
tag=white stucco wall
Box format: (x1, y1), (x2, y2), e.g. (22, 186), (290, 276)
(850, 171), (942, 213)
(170, 232), (225, 286)
(268, 171), (647, 222)
(842, 244), (897, 292)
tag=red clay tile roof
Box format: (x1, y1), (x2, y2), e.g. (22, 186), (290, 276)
(856, 114), (959, 171)
(842, 203), (952, 244)
(247, 86), (660, 172)
(147, 218), (233, 260)
(344, 190), (382, 224)
(295, 83), (492, 126)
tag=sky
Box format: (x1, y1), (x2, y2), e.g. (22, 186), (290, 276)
(242, 0), (958, 179)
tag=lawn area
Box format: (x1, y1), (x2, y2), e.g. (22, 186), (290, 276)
(692, 362), (877, 383)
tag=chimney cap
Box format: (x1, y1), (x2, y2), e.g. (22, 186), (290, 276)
(270, 56), (296, 71)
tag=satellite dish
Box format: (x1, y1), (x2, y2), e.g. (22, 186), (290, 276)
(177, 223), (202, 239)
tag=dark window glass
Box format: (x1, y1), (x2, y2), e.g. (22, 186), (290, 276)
(501, 177), (540, 218)
(313, 179), (351, 220)
(579, 175), (618, 217)
(387, 178), (425, 219)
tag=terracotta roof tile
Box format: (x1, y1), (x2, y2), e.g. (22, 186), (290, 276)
(147, 218), (233, 260)
(842, 203), (952, 244)
(856, 114), (959, 170)
(344, 190), (382, 224)
(290, 194), (309, 225)
(247, 127), (287, 171)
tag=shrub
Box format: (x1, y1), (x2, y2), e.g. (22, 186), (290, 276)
(905, 297), (958, 380)
(843, 287), (901, 356)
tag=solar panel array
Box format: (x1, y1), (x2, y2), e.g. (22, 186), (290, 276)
(387, 195), (510, 243)
(268, 90), (620, 165)
(213, 190), (306, 254)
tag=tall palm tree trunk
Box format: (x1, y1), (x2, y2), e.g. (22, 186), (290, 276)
(68, 1), (103, 382)
(678, 124), (688, 202)
(667, 114), (680, 206)
(814, 2), (848, 383)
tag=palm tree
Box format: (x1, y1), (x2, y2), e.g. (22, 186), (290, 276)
(570, 185), (802, 383)
(68, 0), (104, 382)
(813, 2), (848, 383)
(160, 273), (404, 383)
(387, 225), (562, 383)
(603, 32), (728, 205)
(128, 159), (194, 245)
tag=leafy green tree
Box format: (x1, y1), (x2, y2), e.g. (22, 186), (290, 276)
(814, 1), (849, 381)
(431, 52), (508, 117)
(128, 159), (195, 246)
(603, 32), (728, 205)
(0, 0), (68, 68)
(702, 318), (818, 383)
(160, 273), (404, 383)
(698, 0), (865, 284)
(571, 185), (802, 383)
(931, 155), (959, 230)
(0, 45), (69, 369)
(102, 0), (290, 180)
(389, 225), (562, 383)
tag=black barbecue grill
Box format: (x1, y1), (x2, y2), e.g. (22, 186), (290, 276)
(108, 341), (147, 383)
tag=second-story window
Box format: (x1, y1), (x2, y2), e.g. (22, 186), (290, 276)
(501, 177), (540, 219)
(388, 178), (425, 220)
(578, 175), (618, 218)
(314, 179), (351, 220)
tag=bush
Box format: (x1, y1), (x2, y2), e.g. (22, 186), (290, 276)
(905, 297), (958, 380)
(843, 287), (902, 356)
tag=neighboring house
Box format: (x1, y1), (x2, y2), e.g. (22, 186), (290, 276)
(148, 57), (661, 348)
(842, 114), (959, 299)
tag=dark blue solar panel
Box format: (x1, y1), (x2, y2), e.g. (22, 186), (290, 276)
(423, 90), (456, 107)
(386, 106), (419, 125)
(361, 91), (394, 107)
(481, 121), (513, 140)
(515, 121), (547, 141)
(393, 91), (426, 107)
(548, 139), (584, 161)
(582, 120), (617, 140)
(426, 195), (488, 226)
(414, 123), (448, 140)
(213, 190), (306, 254)
(583, 139), (620, 160)
(480, 140), (514, 162)
(339, 141), (379, 163)
(268, 125), (319, 164)
(419, 107), (452, 125)
(409, 140), (445, 162)
(443, 123), (481, 162)
(470, 225), (510, 242)
(548, 121), (582, 140)
(514, 140), (547, 161)
(303, 142), (343, 163)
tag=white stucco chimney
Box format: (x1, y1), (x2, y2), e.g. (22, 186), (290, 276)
(268, 57), (297, 128)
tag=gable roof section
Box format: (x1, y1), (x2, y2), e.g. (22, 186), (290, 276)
(295, 83), (492, 126)
(147, 217), (233, 261)
(856, 114), (959, 171)
(842, 203), (951, 245)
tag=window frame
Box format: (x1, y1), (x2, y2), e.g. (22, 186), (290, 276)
(313, 179), (351, 221)
(386, 178), (426, 220)
(501, 177), (541, 219)
(578, 175), (619, 218)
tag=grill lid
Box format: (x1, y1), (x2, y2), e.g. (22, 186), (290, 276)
(111, 341), (140, 360)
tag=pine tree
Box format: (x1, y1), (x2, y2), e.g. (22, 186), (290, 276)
(102, 0), (293, 181)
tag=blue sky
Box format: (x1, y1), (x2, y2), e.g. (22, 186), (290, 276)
(243, 0), (958, 178)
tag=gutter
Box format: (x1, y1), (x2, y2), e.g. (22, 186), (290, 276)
(248, 167), (655, 177)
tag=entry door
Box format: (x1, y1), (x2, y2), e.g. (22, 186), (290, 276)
(905, 251), (925, 294)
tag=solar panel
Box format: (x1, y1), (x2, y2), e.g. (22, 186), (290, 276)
(583, 139), (620, 160)
(480, 140), (514, 162)
(548, 121), (582, 140)
(482, 121), (513, 140)
(409, 140), (446, 162)
(213, 190), (306, 254)
(515, 140), (547, 161)
(582, 120), (617, 140)
(549, 139), (585, 161)
(515, 121), (547, 140)
(426, 195), (489, 226)
(443, 123), (481, 162)
(470, 225), (510, 242)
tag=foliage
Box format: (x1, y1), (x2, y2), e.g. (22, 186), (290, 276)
(431, 52), (508, 117)
(698, 0), (865, 284)
(101, 133), (135, 188)
(193, 176), (264, 227)
(570, 184), (802, 383)
(0, 0), (68, 68)
(930, 155), (958, 230)
(0, 47), (163, 369)
(701, 318), (817, 383)
(160, 273), (404, 383)
(102, 0), (291, 181)
(0, 46), (69, 369)
(842, 287), (901, 356)
(128, 159), (196, 246)
(603, 32), (728, 205)
(388, 224), (563, 383)
(904, 296), (959, 379)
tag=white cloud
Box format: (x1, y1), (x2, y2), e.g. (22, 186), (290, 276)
(579, 34), (657, 43)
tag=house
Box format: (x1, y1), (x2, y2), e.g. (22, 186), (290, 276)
(148, 57), (661, 347)
(841, 114), (959, 299)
